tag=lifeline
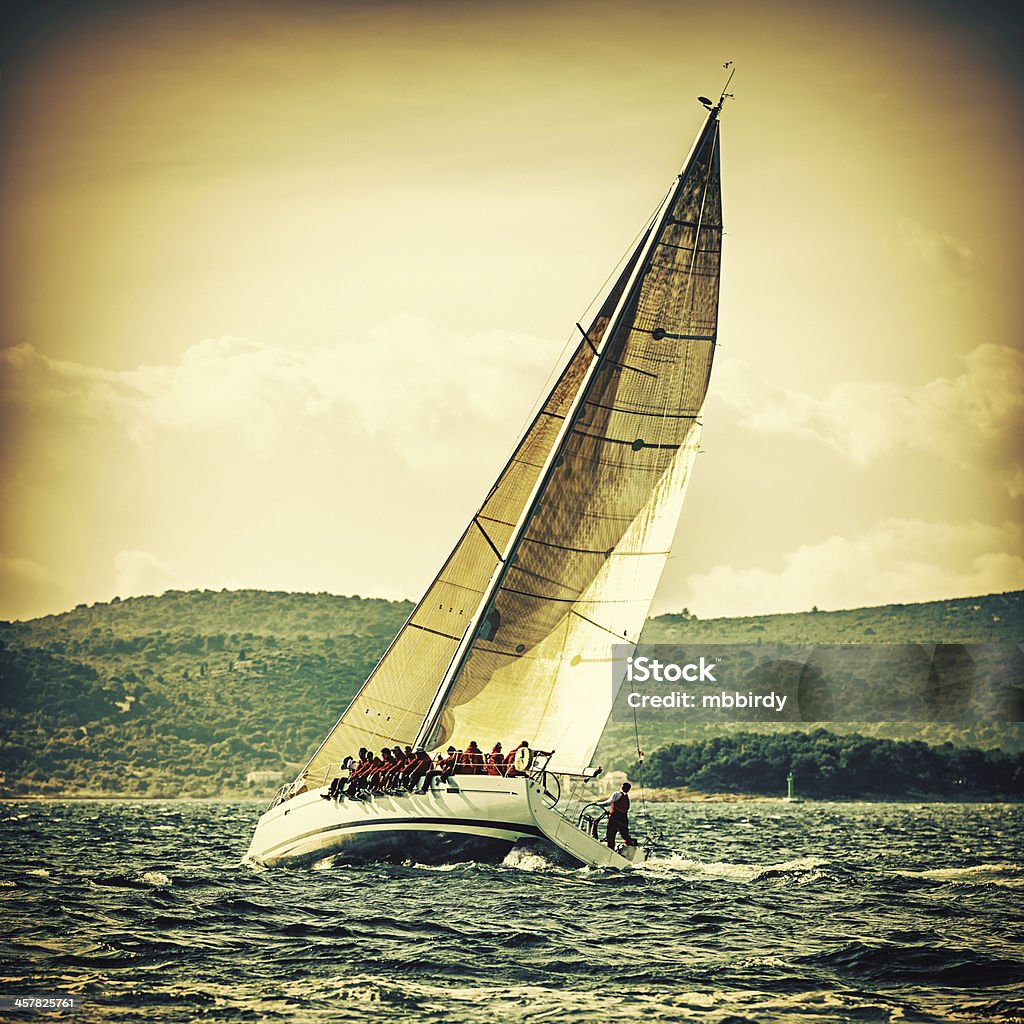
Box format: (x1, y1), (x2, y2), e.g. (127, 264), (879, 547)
(627, 691), (789, 711)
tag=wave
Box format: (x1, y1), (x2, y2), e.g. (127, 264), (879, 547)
(893, 862), (1024, 889)
(85, 873), (169, 890)
(803, 939), (1024, 987)
(642, 854), (831, 884)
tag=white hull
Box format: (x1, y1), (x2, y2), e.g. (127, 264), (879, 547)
(246, 774), (641, 870)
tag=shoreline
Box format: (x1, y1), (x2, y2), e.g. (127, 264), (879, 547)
(635, 785), (1024, 804)
(2, 787), (1021, 805)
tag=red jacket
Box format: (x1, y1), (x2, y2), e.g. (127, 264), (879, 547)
(462, 746), (485, 775)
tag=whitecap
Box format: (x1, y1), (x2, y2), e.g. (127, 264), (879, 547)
(895, 861), (1024, 888)
(642, 853), (830, 883)
(140, 871), (171, 886)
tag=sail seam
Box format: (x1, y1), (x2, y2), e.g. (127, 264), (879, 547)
(633, 329), (717, 342)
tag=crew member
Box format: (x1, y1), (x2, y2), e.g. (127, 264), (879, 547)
(598, 782), (634, 850)
(346, 751), (376, 797)
(424, 746), (459, 786)
(461, 741), (485, 775)
(486, 743), (504, 776)
(405, 747), (432, 790)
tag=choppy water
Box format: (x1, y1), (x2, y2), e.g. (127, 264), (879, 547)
(1, 800), (1022, 1023)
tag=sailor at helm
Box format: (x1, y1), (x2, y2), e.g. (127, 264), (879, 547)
(598, 782), (634, 850)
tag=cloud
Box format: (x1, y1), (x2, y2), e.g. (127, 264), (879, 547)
(0, 315), (558, 464)
(685, 518), (1024, 619)
(112, 550), (179, 599)
(713, 344), (1024, 493)
(898, 217), (977, 277)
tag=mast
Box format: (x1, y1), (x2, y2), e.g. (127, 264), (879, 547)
(414, 104), (723, 751)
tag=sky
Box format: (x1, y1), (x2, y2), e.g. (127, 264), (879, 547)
(1, 0), (1022, 622)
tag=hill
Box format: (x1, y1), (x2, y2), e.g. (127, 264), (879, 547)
(0, 589), (1021, 797)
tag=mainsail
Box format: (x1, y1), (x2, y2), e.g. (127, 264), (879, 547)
(303, 104), (723, 782)
(424, 110), (723, 770)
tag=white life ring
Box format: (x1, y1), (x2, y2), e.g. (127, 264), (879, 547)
(513, 746), (533, 774)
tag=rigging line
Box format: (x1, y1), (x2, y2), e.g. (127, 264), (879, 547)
(472, 516), (505, 563)
(632, 701), (649, 829)
(576, 216), (659, 329)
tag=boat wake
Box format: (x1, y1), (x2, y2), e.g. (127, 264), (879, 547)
(642, 854), (832, 884)
(500, 846), (564, 873)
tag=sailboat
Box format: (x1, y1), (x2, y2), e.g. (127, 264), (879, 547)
(247, 83), (729, 870)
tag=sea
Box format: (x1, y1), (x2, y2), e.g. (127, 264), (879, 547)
(1, 799), (1022, 1023)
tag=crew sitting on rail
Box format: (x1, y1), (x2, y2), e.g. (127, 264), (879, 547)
(323, 754), (357, 800)
(373, 747), (393, 791)
(404, 747), (432, 790)
(458, 741), (485, 775)
(382, 746), (406, 791)
(438, 745), (460, 782)
(346, 751), (378, 797)
(392, 746), (416, 791)
(391, 745), (413, 790)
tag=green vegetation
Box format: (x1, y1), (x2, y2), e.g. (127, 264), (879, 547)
(0, 590), (412, 798)
(0, 589), (1021, 798)
(645, 730), (1024, 799)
